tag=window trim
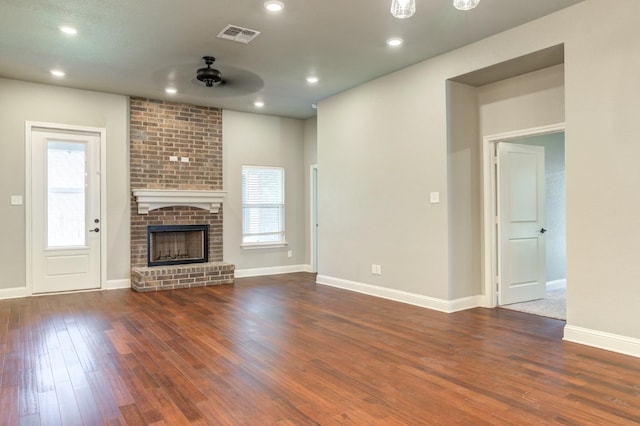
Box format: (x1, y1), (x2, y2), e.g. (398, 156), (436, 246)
(241, 165), (286, 249)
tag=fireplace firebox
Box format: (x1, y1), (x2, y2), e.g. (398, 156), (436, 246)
(147, 225), (209, 267)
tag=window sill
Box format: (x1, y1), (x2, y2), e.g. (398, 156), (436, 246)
(241, 242), (288, 250)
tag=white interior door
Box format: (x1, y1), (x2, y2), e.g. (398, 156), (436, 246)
(31, 128), (101, 293)
(497, 142), (546, 305)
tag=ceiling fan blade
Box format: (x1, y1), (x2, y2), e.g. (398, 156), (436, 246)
(154, 63), (263, 98)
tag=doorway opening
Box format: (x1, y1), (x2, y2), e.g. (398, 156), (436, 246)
(482, 123), (566, 320)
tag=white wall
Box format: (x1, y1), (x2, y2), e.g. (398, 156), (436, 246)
(0, 79), (130, 290)
(318, 0), (640, 347)
(222, 110), (307, 272)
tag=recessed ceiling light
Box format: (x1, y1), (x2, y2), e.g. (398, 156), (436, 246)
(59, 26), (78, 35)
(453, 0), (480, 11)
(50, 69), (65, 77)
(165, 87), (177, 95)
(264, 1), (284, 12)
(254, 101), (265, 108)
(386, 37), (404, 47)
(306, 76), (319, 84)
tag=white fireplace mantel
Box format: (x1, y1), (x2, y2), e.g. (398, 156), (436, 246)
(132, 189), (227, 214)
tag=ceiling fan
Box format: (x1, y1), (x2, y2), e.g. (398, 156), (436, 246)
(196, 56), (223, 87)
(154, 55), (264, 98)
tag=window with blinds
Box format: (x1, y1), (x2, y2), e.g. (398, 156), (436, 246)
(241, 166), (285, 246)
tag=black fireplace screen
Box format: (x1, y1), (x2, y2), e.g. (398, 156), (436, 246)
(147, 224), (209, 267)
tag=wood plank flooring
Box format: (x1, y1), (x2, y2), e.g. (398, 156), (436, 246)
(1, 272), (639, 425)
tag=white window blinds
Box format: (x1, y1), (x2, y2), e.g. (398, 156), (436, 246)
(242, 166), (285, 245)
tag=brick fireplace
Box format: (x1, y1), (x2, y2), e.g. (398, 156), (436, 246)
(129, 97), (234, 292)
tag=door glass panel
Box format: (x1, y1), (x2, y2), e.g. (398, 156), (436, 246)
(47, 141), (86, 248)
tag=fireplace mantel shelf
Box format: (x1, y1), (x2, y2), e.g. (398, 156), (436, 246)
(132, 189), (227, 214)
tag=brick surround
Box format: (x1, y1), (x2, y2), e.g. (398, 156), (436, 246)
(130, 97), (234, 291)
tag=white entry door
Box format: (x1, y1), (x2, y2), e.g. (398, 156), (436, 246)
(497, 142), (546, 305)
(31, 128), (102, 293)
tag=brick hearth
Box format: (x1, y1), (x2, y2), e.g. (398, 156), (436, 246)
(131, 262), (233, 292)
(129, 97), (234, 291)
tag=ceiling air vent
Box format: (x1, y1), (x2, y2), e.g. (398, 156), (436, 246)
(217, 25), (261, 44)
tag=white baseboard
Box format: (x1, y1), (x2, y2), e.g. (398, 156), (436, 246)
(449, 295), (485, 312)
(106, 279), (131, 290)
(235, 264), (312, 279)
(0, 286), (29, 300)
(316, 275), (483, 313)
(547, 279), (566, 287)
(564, 325), (640, 358)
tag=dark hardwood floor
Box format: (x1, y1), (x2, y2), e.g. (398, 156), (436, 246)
(0, 272), (639, 425)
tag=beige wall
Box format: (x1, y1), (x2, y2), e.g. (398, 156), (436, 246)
(318, 0), (640, 340)
(222, 110), (306, 271)
(477, 64), (565, 136)
(563, 0), (640, 337)
(447, 81), (481, 300)
(0, 78), (130, 289)
(319, 67), (450, 297)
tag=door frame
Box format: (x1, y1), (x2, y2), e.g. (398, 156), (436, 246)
(310, 164), (318, 273)
(481, 123), (565, 308)
(25, 121), (108, 295)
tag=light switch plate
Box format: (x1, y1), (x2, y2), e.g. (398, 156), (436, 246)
(181, 157), (189, 163)
(430, 192), (440, 203)
(10, 195), (23, 205)
(169, 156), (178, 162)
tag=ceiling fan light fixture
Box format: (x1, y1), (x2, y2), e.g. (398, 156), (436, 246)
(453, 0), (480, 11)
(196, 56), (222, 87)
(390, 0), (415, 19)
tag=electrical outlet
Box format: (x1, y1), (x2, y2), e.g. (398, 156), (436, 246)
(287, 250), (293, 258)
(181, 157), (189, 163)
(169, 156), (178, 162)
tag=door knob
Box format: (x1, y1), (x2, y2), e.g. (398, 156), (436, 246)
(539, 228), (547, 234)
(89, 228), (100, 233)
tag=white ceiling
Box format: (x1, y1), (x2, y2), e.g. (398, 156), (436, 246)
(0, 0), (584, 119)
